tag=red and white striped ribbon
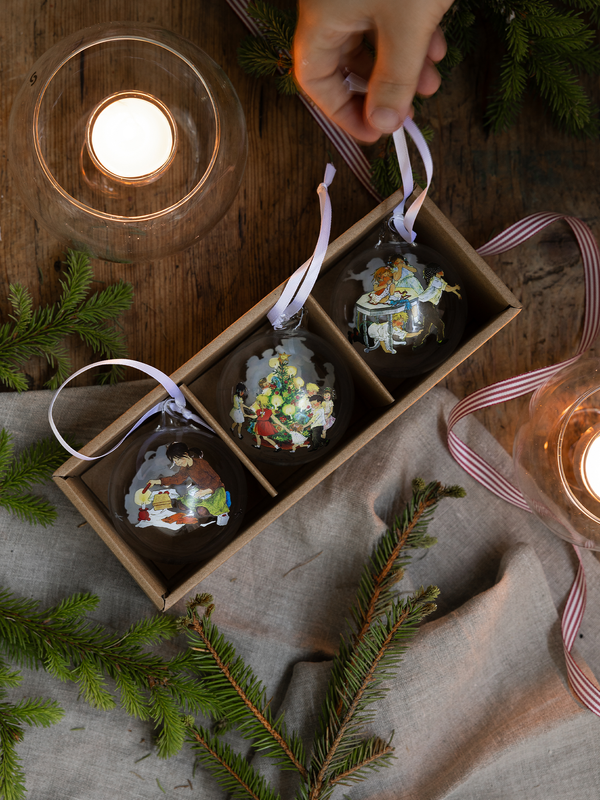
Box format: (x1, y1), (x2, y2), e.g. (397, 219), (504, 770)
(448, 212), (600, 715)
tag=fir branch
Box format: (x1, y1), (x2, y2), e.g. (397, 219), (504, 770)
(0, 492), (58, 528)
(307, 587), (439, 798)
(1, 436), (69, 492)
(187, 724), (281, 800)
(530, 49), (598, 133)
(246, 0), (296, 52)
(350, 480), (460, 648)
(0, 692), (63, 800)
(0, 249), (133, 390)
(485, 54), (528, 132)
(304, 479), (463, 799)
(237, 1), (298, 96)
(0, 431), (71, 526)
(237, 36), (285, 80)
(0, 588), (218, 759)
(327, 735), (394, 787)
(7, 286), (33, 335)
(181, 600), (307, 777)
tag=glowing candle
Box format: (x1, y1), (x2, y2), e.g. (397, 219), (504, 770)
(86, 92), (177, 182)
(573, 423), (600, 501)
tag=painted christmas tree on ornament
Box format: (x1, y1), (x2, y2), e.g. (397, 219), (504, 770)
(218, 316), (354, 465)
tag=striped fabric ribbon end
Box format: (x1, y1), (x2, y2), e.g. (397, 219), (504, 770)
(448, 212), (600, 716)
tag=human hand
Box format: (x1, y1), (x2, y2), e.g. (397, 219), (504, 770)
(293, 0), (452, 142)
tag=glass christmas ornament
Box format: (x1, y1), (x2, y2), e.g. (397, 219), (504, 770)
(514, 358), (600, 549)
(217, 314), (354, 465)
(107, 402), (247, 564)
(8, 22), (247, 263)
(331, 218), (467, 378)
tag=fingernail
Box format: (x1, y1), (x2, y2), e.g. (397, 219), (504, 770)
(369, 107), (402, 133)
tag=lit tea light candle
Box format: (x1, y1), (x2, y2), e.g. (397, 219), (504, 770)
(85, 92), (177, 183)
(574, 424), (600, 501)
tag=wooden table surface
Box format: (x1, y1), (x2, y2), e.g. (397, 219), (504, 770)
(1, 0), (598, 456)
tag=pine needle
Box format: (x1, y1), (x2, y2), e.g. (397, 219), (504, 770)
(0, 249), (133, 391)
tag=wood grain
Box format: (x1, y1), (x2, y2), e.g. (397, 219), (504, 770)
(0, 0), (598, 459)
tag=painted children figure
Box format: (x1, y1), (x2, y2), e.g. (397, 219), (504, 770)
(147, 443), (230, 524)
(321, 387), (336, 439)
(307, 394), (327, 450)
(252, 395), (281, 450)
(229, 383), (250, 439)
(289, 422), (310, 452)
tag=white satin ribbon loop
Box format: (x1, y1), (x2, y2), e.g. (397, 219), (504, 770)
(391, 118), (433, 243)
(48, 359), (212, 462)
(343, 74), (432, 243)
(267, 164), (335, 329)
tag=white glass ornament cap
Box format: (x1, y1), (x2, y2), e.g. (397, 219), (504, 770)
(86, 92), (177, 182)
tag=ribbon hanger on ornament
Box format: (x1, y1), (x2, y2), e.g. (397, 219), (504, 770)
(344, 72), (433, 243)
(267, 163), (336, 329)
(48, 358), (213, 462)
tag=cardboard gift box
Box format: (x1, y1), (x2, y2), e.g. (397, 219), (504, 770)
(53, 188), (520, 610)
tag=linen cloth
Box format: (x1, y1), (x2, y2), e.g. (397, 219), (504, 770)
(2, 381), (600, 799)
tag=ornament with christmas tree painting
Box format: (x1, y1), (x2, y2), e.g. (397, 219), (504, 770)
(218, 319), (354, 465)
(331, 216), (467, 379)
(107, 403), (247, 564)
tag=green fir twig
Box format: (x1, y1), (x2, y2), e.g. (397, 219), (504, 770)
(0, 249), (133, 391)
(237, 1), (298, 96)
(180, 479), (464, 800)
(0, 429), (70, 526)
(0, 589), (220, 800)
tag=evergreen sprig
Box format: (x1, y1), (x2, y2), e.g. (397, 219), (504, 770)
(238, 1), (298, 96)
(0, 667), (63, 800)
(182, 594), (307, 776)
(0, 588), (219, 800)
(0, 429), (70, 526)
(441, 0), (600, 137)
(0, 249), (133, 391)
(179, 478), (464, 800)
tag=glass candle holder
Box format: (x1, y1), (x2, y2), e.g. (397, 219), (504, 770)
(8, 22), (247, 263)
(514, 358), (600, 549)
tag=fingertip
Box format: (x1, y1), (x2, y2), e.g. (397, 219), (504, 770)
(415, 59), (442, 98)
(368, 107), (403, 134)
(428, 26), (447, 64)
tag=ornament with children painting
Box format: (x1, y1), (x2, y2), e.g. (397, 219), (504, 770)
(227, 351), (337, 455)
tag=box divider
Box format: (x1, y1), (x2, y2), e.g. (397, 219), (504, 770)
(304, 295), (394, 407)
(178, 384), (278, 498)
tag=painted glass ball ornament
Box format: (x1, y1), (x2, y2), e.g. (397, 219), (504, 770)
(217, 317), (354, 465)
(107, 403), (247, 564)
(331, 228), (467, 378)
